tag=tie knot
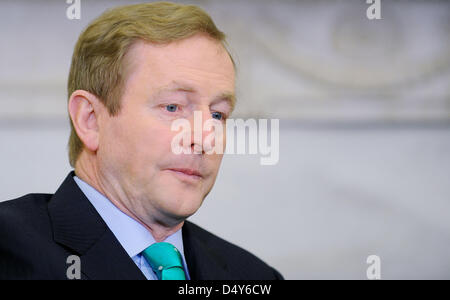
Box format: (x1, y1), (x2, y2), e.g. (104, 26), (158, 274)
(142, 242), (186, 280)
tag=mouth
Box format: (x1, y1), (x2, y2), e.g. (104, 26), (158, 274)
(165, 168), (203, 182)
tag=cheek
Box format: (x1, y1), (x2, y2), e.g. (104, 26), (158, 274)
(99, 120), (125, 155)
(125, 121), (180, 171)
(98, 120), (135, 173)
(145, 124), (178, 153)
(207, 153), (224, 176)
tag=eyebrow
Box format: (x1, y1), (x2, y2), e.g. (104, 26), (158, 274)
(211, 92), (236, 113)
(155, 81), (236, 112)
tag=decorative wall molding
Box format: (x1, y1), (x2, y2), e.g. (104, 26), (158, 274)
(1, 0), (449, 123)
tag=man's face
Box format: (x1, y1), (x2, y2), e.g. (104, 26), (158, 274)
(96, 34), (235, 226)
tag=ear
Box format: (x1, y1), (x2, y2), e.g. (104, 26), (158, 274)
(68, 90), (103, 153)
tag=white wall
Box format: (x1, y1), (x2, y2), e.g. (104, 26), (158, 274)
(2, 123), (450, 279)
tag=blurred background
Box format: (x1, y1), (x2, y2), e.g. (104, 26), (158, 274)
(1, 0), (449, 279)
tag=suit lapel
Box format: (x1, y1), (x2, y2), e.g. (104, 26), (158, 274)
(48, 172), (146, 280)
(182, 221), (230, 280)
(48, 172), (231, 280)
(79, 228), (146, 279)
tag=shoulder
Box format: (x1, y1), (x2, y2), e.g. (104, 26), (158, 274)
(183, 221), (284, 279)
(0, 194), (58, 279)
(0, 193), (54, 248)
(0, 193), (52, 227)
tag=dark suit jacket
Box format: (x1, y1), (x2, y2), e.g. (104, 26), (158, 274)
(0, 172), (283, 280)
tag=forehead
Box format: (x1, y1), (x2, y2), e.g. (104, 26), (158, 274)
(122, 35), (235, 94)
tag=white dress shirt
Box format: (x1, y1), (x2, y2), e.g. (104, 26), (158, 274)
(73, 175), (190, 280)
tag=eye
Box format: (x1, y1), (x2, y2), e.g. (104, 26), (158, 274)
(165, 104), (178, 112)
(211, 111), (224, 120)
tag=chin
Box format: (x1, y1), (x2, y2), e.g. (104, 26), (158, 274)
(158, 191), (205, 220)
(152, 173), (211, 219)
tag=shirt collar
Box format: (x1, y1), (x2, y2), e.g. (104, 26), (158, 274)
(73, 176), (186, 259)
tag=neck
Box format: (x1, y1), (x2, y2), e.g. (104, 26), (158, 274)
(74, 151), (184, 242)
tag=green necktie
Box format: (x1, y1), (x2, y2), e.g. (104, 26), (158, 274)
(142, 242), (186, 280)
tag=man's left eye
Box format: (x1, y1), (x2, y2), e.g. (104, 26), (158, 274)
(165, 104), (178, 112)
(211, 112), (224, 120)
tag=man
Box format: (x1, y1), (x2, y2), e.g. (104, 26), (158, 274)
(0, 2), (283, 280)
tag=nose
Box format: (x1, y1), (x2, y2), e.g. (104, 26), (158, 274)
(188, 108), (224, 154)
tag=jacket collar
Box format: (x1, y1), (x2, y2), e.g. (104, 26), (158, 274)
(48, 171), (146, 280)
(182, 221), (230, 280)
(48, 172), (231, 280)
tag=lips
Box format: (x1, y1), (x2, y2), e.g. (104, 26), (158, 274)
(166, 168), (203, 179)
